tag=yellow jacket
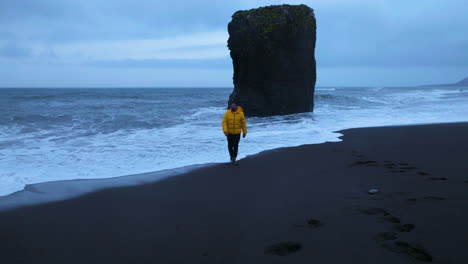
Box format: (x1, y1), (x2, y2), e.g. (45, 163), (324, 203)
(222, 108), (247, 135)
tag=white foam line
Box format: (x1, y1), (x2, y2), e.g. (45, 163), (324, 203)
(0, 163), (214, 212)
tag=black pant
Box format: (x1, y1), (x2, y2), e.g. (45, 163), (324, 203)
(227, 133), (241, 160)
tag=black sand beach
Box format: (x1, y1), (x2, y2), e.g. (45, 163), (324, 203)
(1, 123), (468, 264)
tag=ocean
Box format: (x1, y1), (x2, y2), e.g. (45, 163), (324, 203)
(1, 86), (467, 196)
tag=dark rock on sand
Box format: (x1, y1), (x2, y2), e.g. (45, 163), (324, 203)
(265, 241), (303, 256)
(227, 4), (316, 116)
(367, 188), (380, 195)
(383, 241), (433, 262)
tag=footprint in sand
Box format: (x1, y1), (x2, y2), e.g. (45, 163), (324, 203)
(361, 208), (432, 262)
(362, 209), (400, 239)
(407, 196), (446, 202)
(400, 166), (417, 170)
(353, 160), (378, 166)
(390, 170), (407, 173)
(387, 162), (425, 173)
(361, 208), (390, 216)
(427, 177), (448, 181)
(423, 196), (446, 201)
(344, 196), (361, 200)
(293, 218), (325, 229)
(365, 209), (401, 224)
(306, 219), (324, 228)
(382, 241), (433, 262)
(383, 216), (401, 224)
(395, 224), (416, 232)
(377, 232), (397, 241)
(265, 242), (302, 256)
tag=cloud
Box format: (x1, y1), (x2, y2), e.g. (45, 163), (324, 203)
(0, 30), (230, 62)
(88, 58), (231, 69)
(2, 0), (467, 67)
(1, 0), (468, 87)
(312, 0), (468, 67)
(50, 31), (229, 61)
(0, 0), (238, 42)
(0, 58), (233, 87)
(0, 42), (32, 58)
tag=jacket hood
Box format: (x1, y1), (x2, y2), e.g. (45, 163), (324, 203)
(229, 106), (243, 113)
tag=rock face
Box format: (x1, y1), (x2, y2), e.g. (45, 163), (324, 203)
(227, 4), (316, 116)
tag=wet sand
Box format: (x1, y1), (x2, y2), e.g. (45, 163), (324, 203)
(1, 123), (467, 264)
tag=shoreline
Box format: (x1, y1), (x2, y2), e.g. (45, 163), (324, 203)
(0, 163), (217, 212)
(1, 122), (468, 263)
(0, 121), (466, 212)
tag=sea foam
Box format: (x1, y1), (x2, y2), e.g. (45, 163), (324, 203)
(0, 87), (467, 197)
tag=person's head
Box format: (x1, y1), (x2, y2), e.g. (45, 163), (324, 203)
(230, 103), (237, 112)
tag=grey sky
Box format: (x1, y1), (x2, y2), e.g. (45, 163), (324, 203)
(1, 0), (467, 87)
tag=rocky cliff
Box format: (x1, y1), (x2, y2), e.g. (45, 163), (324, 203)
(227, 4), (316, 116)
(455, 76), (468, 86)
(421, 76), (468, 87)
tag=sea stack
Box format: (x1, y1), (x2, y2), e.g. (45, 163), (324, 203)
(227, 4), (316, 116)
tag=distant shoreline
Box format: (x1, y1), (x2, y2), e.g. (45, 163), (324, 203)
(419, 76), (468, 88)
(1, 84), (466, 89)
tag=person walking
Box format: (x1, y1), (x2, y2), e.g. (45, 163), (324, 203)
(222, 103), (247, 164)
